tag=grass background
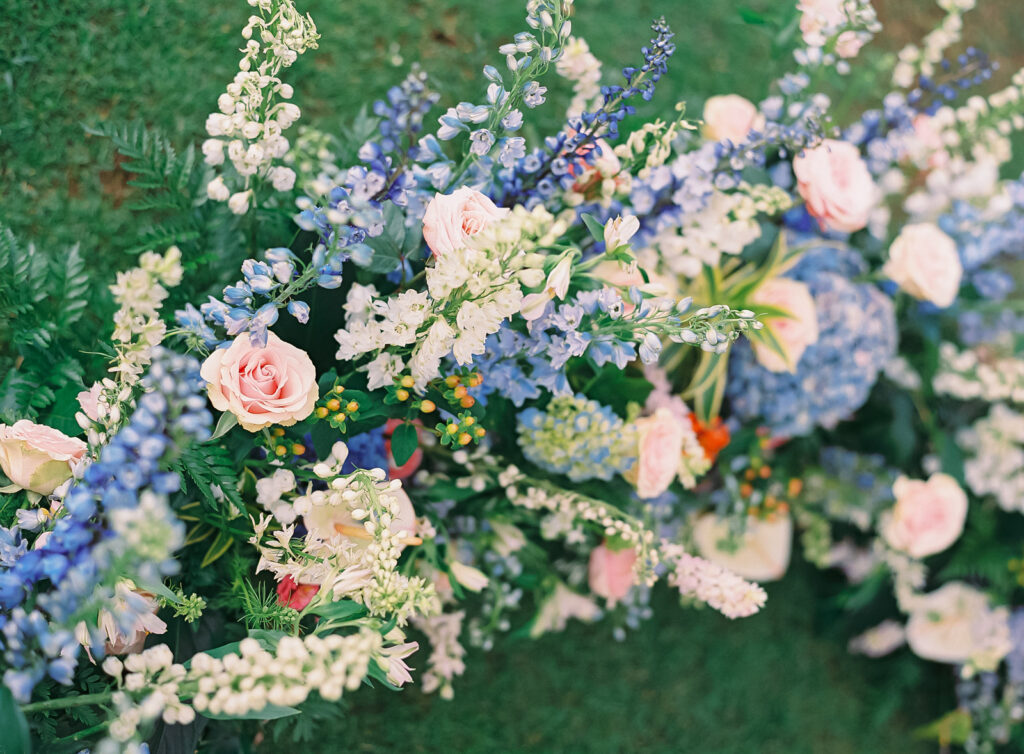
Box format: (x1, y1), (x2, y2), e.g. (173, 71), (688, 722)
(2, 1), (1023, 751)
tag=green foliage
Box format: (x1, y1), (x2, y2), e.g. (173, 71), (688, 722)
(0, 685), (31, 754)
(0, 224), (97, 422)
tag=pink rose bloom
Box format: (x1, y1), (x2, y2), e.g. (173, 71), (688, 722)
(702, 95), (764, 144)
(588, 543), (637, 605)
(793, 139), (876, 233)
(626, 408), (685, 499)
(200, 332), (318, 432)
(882, 223), (962, 308)
(421, 187), (510, 257)
(911, 114), (948, 169)
(750, 277), (819, 373)
(881, 473), (968, 559)
(276, 575), (320, 610)
(0, 420), (87, 495)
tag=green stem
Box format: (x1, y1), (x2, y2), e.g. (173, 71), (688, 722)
(52, 720), (111, 744)
(22, 691), (113, 713)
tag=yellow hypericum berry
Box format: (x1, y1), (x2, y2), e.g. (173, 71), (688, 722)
(453, 385), (468, 399)
(292, 443), (306, 455)
(446, 423), (459, 435)
(420, 400), (436, 413)
(445, 375), (461, 388)
(396, 389), (410, 401)
(326, 398), (341, 412)
(474, 427), (486, 438)
(463, 416), (475, 427)
(468, 372), (483, 387)
(400, 375), (415, 389)
(275, 445), (288, 457)
(459, 396), (475, 408)
(315, 406), (329, 419)
(346, 401), (359, 413)
(458, 432), (472, 446)
(272, 428), (285, 437)
(333, 385), (345, 394)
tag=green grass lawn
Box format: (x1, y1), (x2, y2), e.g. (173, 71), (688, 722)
(2, 1), (1023, 751)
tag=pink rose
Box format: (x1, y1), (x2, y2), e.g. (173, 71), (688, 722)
(200, 332), (318, 432)
(881, 473), (968, 559)
(421, 187), (510, 257)
(588, 543), (637, 605)
(882, 223), (962, 308)
(626, 408), (685, 499)
(793, 139), (876, 233)
(702, 95), (764, 144)
(0, 420), (87, 495)
(750, 277), (819, 373)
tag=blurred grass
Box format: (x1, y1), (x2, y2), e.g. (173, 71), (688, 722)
(1, 1), (1023, 751)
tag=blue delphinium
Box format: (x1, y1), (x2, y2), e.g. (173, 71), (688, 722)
(0, 348), (211, 701)
(726, 245), (897, 437)
(517, 394), (635, 482)
(906, 46), (998, 116)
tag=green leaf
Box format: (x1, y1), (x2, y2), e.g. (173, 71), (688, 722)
(362, 203), (408, 273)
(308, 599), (368, 622)
(913, 708), (972, 745)
(311, 419), (342, 460)
(200, 530), (235, 568)
(0, 686), (30, 754)
(202, 703), (301, 721)
(390, 422), (418, 466)
(580, 213), (605, 242)
(209, 411), (238, 440)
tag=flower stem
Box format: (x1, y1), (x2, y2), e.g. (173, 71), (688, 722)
(22, 691), (113, 713)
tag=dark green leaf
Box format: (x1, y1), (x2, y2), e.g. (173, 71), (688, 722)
(390, 422), (418, 466)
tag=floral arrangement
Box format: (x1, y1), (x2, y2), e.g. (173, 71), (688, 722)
(2, 0), (1024, 750)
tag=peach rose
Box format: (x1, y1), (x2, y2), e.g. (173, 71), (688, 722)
(702, 95), (764, 144)
(751, 277), (819, 373)
(793, 139), (876, 233)
(882, 223), (963, 308)
(881, 473), (967, 559)
(905, 582), (1011, 670)
(692, 513), (793, 582)
(625, 408), (685, 499)
(588, 543), (637, 605)
(0, 420), (87, 495)
(200, 332), (318, 432)
(421, 187), (510, 257)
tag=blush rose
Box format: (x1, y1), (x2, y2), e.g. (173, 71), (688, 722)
(793, 139), (876, 233)
(750, 277), (819, 373)
(0, 420), (87, 495)
(702, 94), (764, 144)
(882, 223), (963, 308)
(881, 473), (968, 559)
(421, 187), (510, 257)
(588, 542), (638, 605)
(200, 332), (318, 432)
(625, 408), (685, 499)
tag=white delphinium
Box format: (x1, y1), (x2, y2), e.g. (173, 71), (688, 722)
(959, 404), (1024, 513)
(639, 184), (791, 279)
(555, 36), (603, 118)
(933, 342), (1024, 404)
(664, 545), (767, 619)
(412, 609), (467, 699)
(204, 0), (319, 211)
(892, 0), (976, 88)
(98, 630), (385, 748)
(334, 206), (568, 390)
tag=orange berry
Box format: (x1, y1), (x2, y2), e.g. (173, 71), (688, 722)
(275, 445), (288, 457)
(396, 389), (409, 401)
(759, 466), (771, 479)
(272, 428), (285, 437)
(458, 432), (472, 446)
(326, 398), (341, 412)
(400, 375), (415, 388)
(474, 427), (486, 437)
(445, 375), (461, 388)
(744, 468), (756, 481)
(463, 416), (475, 426)
(453, 385), (468, 399)
(740, 483), (754, 498)
(468, 373), (483, 387)
(446, 423), (459, 435)
(333, 385), (345, 394)
(459, 396), (475, 408)
(420, 400), (436, 413)
(346, 401), (359, 413)
(315, 407), (329, 419)
(291, 443), (306, 455)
